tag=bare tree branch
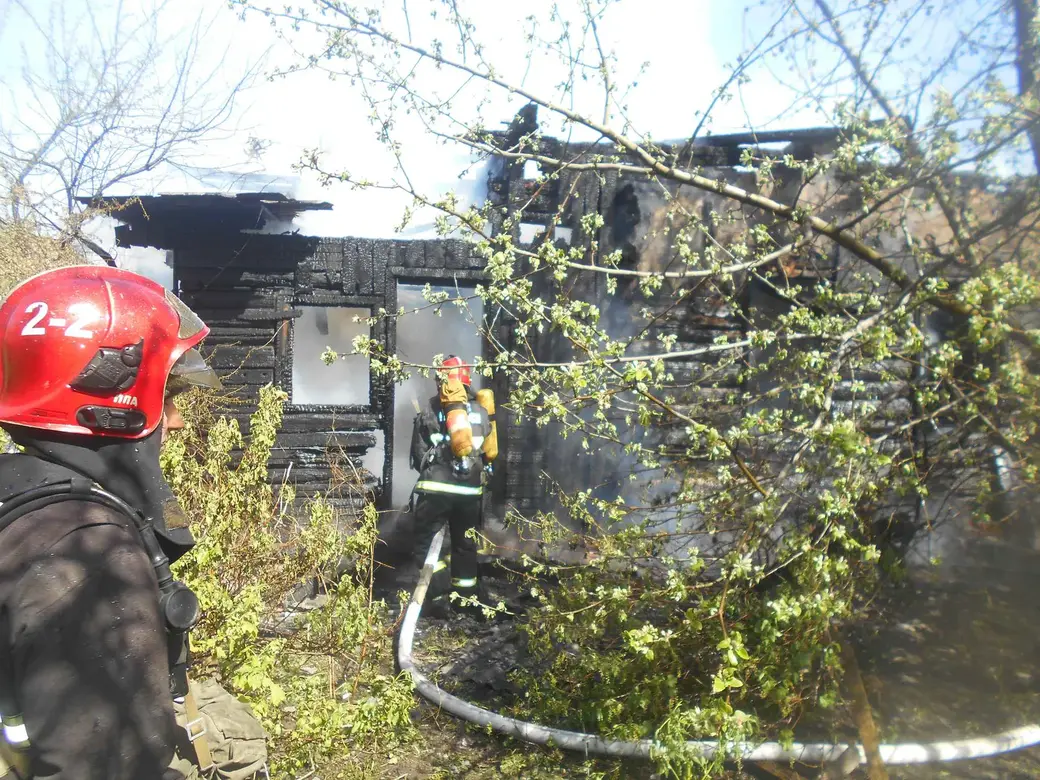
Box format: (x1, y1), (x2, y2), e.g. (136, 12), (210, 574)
(1, 0), (262, 260)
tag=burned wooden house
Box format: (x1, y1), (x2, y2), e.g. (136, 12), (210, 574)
(95, 117), (942, 527)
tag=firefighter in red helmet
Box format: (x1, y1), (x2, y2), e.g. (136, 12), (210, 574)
(0, 266), (224, 779)
(409, 355), (495, 619)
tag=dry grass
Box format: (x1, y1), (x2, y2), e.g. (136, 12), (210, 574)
(0, 220), (86, 299)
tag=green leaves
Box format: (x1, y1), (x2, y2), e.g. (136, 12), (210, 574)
(231, 3), (1040, 776)
(164, 386), (414, 776)
(711, 672), (744, 694)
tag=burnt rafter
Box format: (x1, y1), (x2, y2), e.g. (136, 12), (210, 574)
(482, 119), (894, 185)
(78, 192), (333, 249)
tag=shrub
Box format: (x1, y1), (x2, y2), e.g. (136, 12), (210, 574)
(0, 220), (83, 298)
(163, 385), (415, 777)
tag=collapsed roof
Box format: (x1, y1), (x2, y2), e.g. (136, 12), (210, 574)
(77, 192), (333, 249)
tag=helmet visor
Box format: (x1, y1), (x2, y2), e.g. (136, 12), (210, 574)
(166, 347), (222, 398)
(165, 289), (208, 341)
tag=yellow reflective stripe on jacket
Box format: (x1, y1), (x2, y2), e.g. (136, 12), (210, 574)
(0, 713), (30, 779)
(414, 480), (483, 496)
(452, 578), (478, 589)
(0, 719), (27, 749)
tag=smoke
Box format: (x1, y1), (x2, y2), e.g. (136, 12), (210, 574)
(391, 283), (483, 507)
(292, 306), (370, 405)
(361, 428), (385, 494)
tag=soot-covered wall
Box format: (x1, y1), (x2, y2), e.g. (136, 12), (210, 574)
(169, 232), (496, 515)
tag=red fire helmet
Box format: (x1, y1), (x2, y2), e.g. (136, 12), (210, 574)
(438, 354), (472, 386)
(0, 265), (220, 439)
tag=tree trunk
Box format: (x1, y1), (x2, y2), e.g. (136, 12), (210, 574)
(1013, 0), (1040, 173)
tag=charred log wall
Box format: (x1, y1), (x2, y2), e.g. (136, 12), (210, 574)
(173, 232), (486, 514)
(483, 131), (925, 528)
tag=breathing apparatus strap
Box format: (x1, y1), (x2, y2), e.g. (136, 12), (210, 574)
(179, 687), (214, 771)
(0, 479), (212, 772)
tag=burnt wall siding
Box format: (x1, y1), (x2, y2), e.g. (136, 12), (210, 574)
(487, 156), (760, 513)
(174, 235), (378, 511)
(173, 233), (487, 512)
(485, 145), (919, 519)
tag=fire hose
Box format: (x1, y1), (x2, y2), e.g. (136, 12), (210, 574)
(396, 526), (1040, 770)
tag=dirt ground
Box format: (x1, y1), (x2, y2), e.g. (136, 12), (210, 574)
(371, 507), (1040, 779)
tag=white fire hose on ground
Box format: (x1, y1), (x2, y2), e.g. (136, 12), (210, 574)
(396, 526), (1040, 771)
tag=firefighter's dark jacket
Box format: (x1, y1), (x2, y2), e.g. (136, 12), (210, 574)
(410, 386), (490, 494)
(0, 453), (186, 780)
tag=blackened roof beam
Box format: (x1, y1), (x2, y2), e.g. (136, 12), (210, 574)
(77, 192), (334, 249)
(484, 119), (894, 166)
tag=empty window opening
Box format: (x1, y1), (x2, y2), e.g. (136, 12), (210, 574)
(392, 283), (484, 507)
(519, 222), (545, 244)
(292, 307), (371, 406)
(554, 226), (574, 244)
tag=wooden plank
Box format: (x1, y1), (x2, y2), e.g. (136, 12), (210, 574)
(385, 240), (404, 271)
(267, 453), (371, 471)
(446, 239), (475, 270)
(194, 307), (297, 323)
(342, 238), (361, 295)
(202, 323), (278, 341)
(267, 447), (342, 465)
(278, 412), (381, 433)
(267, 467), (331, 484)
(299, 246), (344, 291)
(276, 431), (378, 450)
(310, 239), (345, 272)
(220, 385), (263, 402)
(390, 266), (486, 282)
(424, 240), (448, 271)
(182, 290), (279, 309)
(220, 368), (274, 385)
(209, 330), (275, 348)
(229, 411), (379, 436)
(241, 307), (296, 321)
(178, 268), (296, 290)
(358, 239), (376, 296)
(201, 344), (275, 369)
(370, 240), (394, 288)
(404, 241), (425, 269)
(266, 466), (372, 484)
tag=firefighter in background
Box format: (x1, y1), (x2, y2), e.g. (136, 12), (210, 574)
(409, 355), (499, 618)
